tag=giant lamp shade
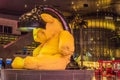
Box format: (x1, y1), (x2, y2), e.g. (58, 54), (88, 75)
(18, 10), (46, 32)
(18, 6), (71, 33)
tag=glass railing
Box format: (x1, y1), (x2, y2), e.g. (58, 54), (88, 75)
(0, 33), (19, 46)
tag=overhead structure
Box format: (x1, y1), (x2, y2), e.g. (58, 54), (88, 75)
(18, 6), (71, 33)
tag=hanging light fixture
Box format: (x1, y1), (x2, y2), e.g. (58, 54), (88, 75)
(18, 7), (46, 32)
(17, 5), (71, 32)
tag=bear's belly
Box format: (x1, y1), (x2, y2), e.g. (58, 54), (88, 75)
(24, 54), (69, 70)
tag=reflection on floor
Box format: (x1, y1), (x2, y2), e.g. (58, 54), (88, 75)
(93, 75), (120, 80)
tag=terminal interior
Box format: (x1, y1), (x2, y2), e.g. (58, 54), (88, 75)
(0, 0), (119, 69)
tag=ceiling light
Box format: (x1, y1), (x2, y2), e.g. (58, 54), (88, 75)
(24, 4), (27, 8)
(43, 0), (46, 2)
(17, 6), (71, 32)
(96, 3), (99, 7)
(71, 1), (74, 5)
(18, 10), (46, 32)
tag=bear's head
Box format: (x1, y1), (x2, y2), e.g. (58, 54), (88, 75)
(33, 13), (64, 43)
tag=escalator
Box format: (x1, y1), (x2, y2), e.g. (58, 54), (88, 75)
(0, 32), (35, 62)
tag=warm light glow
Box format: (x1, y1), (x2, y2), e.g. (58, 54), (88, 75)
(87, 19), (115, 30)
(97, 0), (111, 6)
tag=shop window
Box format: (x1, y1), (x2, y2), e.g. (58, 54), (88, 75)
(0, 25), (3, 33)
(4, 26), (12, 34)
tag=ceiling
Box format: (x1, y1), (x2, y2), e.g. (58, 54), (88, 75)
(0, 0), (120, 18)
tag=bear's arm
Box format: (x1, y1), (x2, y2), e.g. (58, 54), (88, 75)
(33, 45), (42, 57)
(58, 31), (74, 56)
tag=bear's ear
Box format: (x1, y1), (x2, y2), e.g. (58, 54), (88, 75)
(40, 13), (54, 23)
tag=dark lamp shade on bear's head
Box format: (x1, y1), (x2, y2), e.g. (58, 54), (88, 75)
(18, 10), (46, 32)
(17, 5), (71, 33)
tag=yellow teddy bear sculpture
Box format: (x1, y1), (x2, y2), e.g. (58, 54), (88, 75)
(12, 13), (74, 70)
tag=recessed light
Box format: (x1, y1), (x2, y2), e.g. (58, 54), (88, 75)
(43, 0), (46, 2)
(24, 4), (27, 8)
(97, 3), (99, 7)
(71, 1), (74, 5)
